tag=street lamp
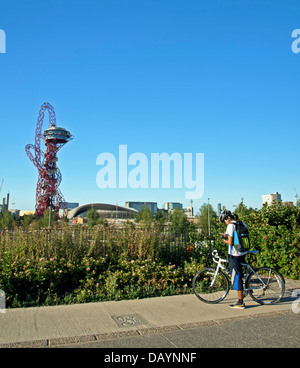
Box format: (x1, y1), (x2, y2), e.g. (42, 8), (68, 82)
(208, 198), (211, 237)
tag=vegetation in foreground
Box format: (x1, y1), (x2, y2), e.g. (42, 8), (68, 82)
(0, 201), (299, 308)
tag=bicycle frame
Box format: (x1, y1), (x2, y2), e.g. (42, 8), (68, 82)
(211, 250), (269, 291)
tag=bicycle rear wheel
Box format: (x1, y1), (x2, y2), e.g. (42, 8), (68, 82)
(246, 267), (285, 305)
(193, 267), (229, 304)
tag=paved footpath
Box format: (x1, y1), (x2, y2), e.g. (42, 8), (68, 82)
(0, 279), (299, 348)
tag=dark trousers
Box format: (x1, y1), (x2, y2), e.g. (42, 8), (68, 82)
(228, 254), (245, 291)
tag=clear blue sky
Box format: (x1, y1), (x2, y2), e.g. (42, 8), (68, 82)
(0, 0), (299, 213)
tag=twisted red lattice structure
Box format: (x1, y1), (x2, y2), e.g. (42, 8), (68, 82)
(25, 102), (72, 217)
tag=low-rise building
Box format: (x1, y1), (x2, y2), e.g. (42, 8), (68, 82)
(262, 192), (282, 206)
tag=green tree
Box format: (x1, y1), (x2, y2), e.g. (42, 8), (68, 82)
(20, 214), (35, 228)
(0, 210), (13, 229)
(60, 216), (69, 223)
(169, 208), (189, 234)
(40, 207), (57, 227)
(197, 203), (217, 236)
(234, 200), (249, 219)
(135, 205), (154, 228)
(155, 209), (168, 231)
(87, 207), (100, 228)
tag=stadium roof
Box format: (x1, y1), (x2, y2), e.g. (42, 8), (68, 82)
(67, 203), (138, 219)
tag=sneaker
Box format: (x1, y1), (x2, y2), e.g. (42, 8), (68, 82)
(229, 301), (246, 309)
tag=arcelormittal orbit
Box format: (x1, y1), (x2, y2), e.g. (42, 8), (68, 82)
(25, 102), (73, 217)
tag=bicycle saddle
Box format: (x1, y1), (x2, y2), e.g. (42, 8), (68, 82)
(247, 250), (259, 255)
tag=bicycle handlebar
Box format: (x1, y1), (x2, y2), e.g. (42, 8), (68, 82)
(211, 249), (259, 264)
(211, 250), (228, 263)
(211, 250), (221, 263)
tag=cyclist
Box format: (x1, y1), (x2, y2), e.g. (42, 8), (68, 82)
(219, 210), (248, 309)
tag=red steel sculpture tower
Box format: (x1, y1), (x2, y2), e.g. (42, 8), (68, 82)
(25, 102), (73, 217)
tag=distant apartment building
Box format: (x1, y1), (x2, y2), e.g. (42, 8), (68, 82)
(62, 202), (79, 210)
(262, 192), (282, 206)
(282, 201), (293, 207)
(125, 201), (158, 214)
(1, 193), (9, 214)
(19, 211), (35, 216)
(164, 202), (183, 211)
(183, 206), (194, 217)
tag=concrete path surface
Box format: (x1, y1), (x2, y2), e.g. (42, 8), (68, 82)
(0, 279), (299, 347)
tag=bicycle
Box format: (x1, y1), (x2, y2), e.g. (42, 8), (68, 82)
(193, 249), (285, 305)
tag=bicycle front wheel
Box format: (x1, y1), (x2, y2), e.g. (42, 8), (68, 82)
(246, 267), (285, 305)
(193, 267), (229, 304)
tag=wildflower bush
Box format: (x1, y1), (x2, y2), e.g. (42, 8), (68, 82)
(240, 203), (300, 279)
(0, 223), (205, 308)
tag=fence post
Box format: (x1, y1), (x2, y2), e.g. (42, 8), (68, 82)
(0, 289), (6, 313)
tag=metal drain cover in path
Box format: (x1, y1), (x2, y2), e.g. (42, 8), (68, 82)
(112, 314), (148, 328)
